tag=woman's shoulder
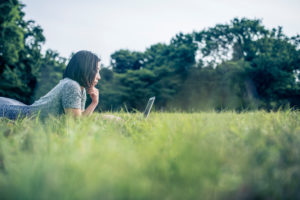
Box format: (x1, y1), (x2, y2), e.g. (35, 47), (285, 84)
(62, 78), (81, 90)
(61, 78), (86, 98)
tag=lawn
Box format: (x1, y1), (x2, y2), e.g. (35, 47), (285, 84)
(0, 111), (299, 199)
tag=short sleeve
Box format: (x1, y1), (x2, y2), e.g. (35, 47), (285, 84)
(81, 89), (87, 111)
(62, 81), (83, 110)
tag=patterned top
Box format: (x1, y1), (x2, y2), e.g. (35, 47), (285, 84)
(30, 78), (86, 119)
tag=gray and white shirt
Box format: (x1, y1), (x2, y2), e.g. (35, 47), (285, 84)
(30, 78), (86, 119)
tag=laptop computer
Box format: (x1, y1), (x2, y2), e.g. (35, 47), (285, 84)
(143, 96), (155, 118)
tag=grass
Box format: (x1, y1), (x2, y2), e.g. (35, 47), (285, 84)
(0, 111), (300, 200)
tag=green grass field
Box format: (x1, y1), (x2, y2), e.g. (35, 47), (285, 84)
(0, 111), (300, 200)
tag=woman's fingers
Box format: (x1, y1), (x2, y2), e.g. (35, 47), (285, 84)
(87, 87), (99, 103)
(87, 87), (99, 95)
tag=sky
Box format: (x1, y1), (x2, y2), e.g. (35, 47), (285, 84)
(22, 0), (300, 66)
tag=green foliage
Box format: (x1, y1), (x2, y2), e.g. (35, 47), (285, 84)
(170, 60), (257, 111)
(0, 0), (24, 65)
(248, 28), (300, 109)
(111, 50), (144, 73)
(34, 50), (66, 99)
(99, 65), (184, 111)
(101, 18), (300, 111)
(193, 18), (300, 110)
(0, 0), (45, 104)
(194, 18), (269, 63)
(0, 1), (67, 104)
(0, 111), (299, 199)
(103, 33), (198, 111)
(143, 33), (197, 73)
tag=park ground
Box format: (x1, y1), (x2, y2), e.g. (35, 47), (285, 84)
(0, 111), (299, 199)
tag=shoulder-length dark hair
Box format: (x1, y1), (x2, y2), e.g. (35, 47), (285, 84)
(63, 50), (100, 88)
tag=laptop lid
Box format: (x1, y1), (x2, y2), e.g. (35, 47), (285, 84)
(143, 97), (155, 118)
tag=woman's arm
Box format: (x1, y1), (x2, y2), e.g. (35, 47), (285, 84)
(64, 87), (122, 121)
(83, 87), (99, 116)
(64, 102), (98, 117)
(82, 101), (98, 116)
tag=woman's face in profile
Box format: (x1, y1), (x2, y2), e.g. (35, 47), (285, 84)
(92, 62), (101, 87)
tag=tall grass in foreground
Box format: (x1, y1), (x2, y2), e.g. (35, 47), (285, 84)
(0, 111), (299, 200)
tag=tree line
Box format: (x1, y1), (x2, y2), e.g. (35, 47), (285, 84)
(1, 0), (300, 112)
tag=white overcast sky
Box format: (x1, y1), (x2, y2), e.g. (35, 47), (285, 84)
(22, 0), (300, 66)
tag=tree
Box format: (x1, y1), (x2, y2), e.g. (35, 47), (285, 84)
(0, 0), (24, 66)
(248, 28), (300, 108)
(0, 1), (45, 104)
(143, 33), (197, 73)
(194, 18), (269, 64)
(194, 18), (300, 109)
(111, 50), (144, 73)
(34, 50), (66, 99)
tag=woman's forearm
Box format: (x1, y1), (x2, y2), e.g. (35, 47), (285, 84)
(82, 102), (98, 116)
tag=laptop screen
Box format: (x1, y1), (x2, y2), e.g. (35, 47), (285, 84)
(143, 97), (155, 118)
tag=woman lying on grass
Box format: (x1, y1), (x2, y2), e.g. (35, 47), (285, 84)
(0, 50), (120, 121)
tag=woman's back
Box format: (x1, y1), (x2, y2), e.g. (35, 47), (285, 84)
(0, 78), (86, 120)
(0, 97), (27, 106)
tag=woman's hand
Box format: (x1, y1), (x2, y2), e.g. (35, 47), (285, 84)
(87, 87), (99, 104)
